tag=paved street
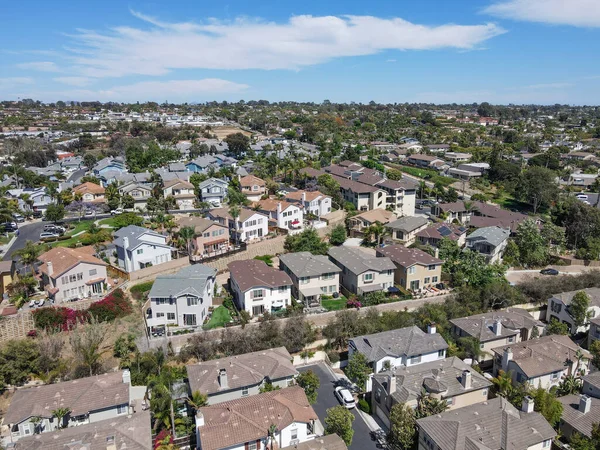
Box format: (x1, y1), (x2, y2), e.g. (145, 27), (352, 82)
(505, 266), (586, 285)
(298, 363), (378, 450)
(66, 168), (87, 184)
(3, 221), (46, 261)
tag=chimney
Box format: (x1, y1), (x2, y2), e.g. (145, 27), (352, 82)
(427, 323), (437, 334)
(522, 395), (534, 413)
(388, 374), (397, 395)
(218, 368), (228, 389)
(122, 369), (131, 385)
(493, 318), (502, 336)
(434, 247), (439, 259)
(502, 348), (512, 370)
(580, 395), (592, 414)
(122, 237), (129, 272)
(195, 411), (205, 428)
(47, 261), (54, 276)
(461, 370), (472, 389)
(277, 202), (282, 216)
(302, 191), (306, 204)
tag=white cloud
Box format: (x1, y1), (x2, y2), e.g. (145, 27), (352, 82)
(53, 76), (92, 87)
(61, 11), (505, 77)
(0, 77), (34, 88)
(16, 61), (60, 72)
(483, 0), (600, 27)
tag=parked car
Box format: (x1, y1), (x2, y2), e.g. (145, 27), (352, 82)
(85, 210), (95, 217)
(28, 300), (36, 308)
(32, 210), (43, 218)
(540, 268), (559, 276)
(110, 208), (124, 215)
(40, 232), (60, 239)
(13, 214), (25, 223)
(576, 193), (589, 200)
(334, 386), (356, 409)
(1, 222), (18, 232)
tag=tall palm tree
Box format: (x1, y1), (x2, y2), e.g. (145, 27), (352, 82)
(12, 240), (42, 274)
(51, 407), (71, 429)
(229, 205), (241, 245)
(179, 226), (195, 256)
(370, 222), (386, 246)
(268, 424), (278, 450)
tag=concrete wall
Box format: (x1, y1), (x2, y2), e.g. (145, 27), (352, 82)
(126, 257), (190, 282)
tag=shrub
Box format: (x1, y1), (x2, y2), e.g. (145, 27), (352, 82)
(358, 398), (371, 414)
(87, 290), (132, 322)
(32, 306), (88, 332)
(327, 350), (340, 363)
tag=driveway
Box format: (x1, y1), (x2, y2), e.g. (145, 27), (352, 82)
(298, 363), (379, 450)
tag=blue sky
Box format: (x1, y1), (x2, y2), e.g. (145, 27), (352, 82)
(1, 0), (599, 104)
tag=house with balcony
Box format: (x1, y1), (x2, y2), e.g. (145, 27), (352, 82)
(491, 335), (590, 390)
(229, 259), (293, 316)
(177, 216), (229, 256)
(146, 264), (216, 331)
(547, 288), (600, 335)
(37, 246), (108, 302)
(376, 245), (443, 292)
(163, 179), (196, 210)
(198, 177), (228, 207)
(254, 199), (304, 231)
(118, 182), (153, 211)
(72, 182), (106, 204)
(186, 347), (297, 405)
(279, 252), (341, 308)
(207, 207), (269, 243)
(239, 174), (266, 201)
(386, 216), (429, 245)
(285, 190), (332, 218)
(113, 225), (172, 272)
(328, 246), (395, 295)
(348, 209), (396, 237)
(465, 226), (510, 263)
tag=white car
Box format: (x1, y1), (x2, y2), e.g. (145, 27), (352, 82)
(576, 194), (589, 200)
(110, 208), (124, 215)
(28, 300), (36, 308)
(40, 232), (60, 239)
(334, 386), (356, 409)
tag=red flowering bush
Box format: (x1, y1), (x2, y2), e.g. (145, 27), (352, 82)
(32, 306), (89, 331)
(154, 429), (173, 449)
(346, 299), (362, 309)
(87, 289), (132, 322)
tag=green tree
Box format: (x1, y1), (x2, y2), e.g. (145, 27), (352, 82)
(0, 339), (40, 386)
(557, 374), (582, 396)
(44, 204), (65, 222)
(328, 224), (347, 246)
(51, 407), (71, 429)
(415, 391), (448, 418)
(516, 166), (558, 214)
(11, 240), (41, 272)
(324, 405), (355, 446)
(317, 174), (342, 208)
(284, 228), (329, 255)
(112, 212), (144, 229)
(178, 226), (195, 255)
(570, 291), (592, 328)
(69, 318), (109, 377)
(345, 352), (371, 391)
(546, 318), (569, 335)
(531, 387), (563, 427)
(514, 219), (548, 267)
(296, 370), (320, 404)
(591, 340), (600, 369)
(387, 403), (416, 450)
(224, 132), (250, 158)
(386, 169), (403, 181)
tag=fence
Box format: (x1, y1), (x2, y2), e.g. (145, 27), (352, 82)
(190, 243), (247, 264)
(125, 257), (192, 282)
(557, 256), (600, 267)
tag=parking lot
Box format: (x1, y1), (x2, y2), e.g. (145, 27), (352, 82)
(298, 363), (381, 450)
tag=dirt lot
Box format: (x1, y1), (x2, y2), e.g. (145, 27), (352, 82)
(212, 126), (252, 140)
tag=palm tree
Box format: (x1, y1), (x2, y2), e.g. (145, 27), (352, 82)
(370, 222), (386, 246)
(51, 407), (71, 429)
(179, 226), (195, 256)
(268, 424), (278, 450)
(30, 416), (42, 434)
(557, 374), (582, 396)
(186, 390), (208, 415)
(12, 240), (42, 274)
(492, 370), (514, 398)
(229, 205), (241, 245)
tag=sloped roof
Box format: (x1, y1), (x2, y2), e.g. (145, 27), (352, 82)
(386, 216), (429, 233)
(280, 434), (347, 450)
(73, 181), (105, 195)
(239, 174), (266, 187)
(417, 223), (467, 241)
(208, 207), (268, 223)
(450, 308), (542, 343)
(149, 264), (216, 299)
(558, 394), (600, 438)
(113, 225), (170, 251)
(377, 245), (443, 268)
(328, 246), (396, 276)
(38, 246), (106, 279)
(229, 259), (292, 292)
(551, 287), (600, 309)
(279, 251), (341, 277)
(177, 216), (227, 234)
(351, 209), (396, 225)
(466, 226), (510, 248)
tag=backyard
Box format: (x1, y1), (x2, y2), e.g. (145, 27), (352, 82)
(204, 305), (232, 329)
(387, 163), (455, 187)
(321, 297), (347, 311)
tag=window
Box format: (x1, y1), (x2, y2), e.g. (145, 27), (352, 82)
(290, 429), (298, 440)
(410, 354), (421, 364)
(136, 249), (143, 255)
(438, 349), (445, 357)
(77, 272), (83, 281)
(543, 440), (551, 448)
(89, 269), (97, 276)
(156, 313), (165, 318)
(278, 286), (287, 293)
(252, 305), (265, 316)
(258, 218), (263, 224)
(428, 264), (436, 271)
(248, 443), (257, 450)
(187, 297), (199, 306)
(203, 232), (209, 238)
(62, 276), (68, 284)
(300, 276), (310, 284)
(551, 372), (560, 381)
(252, 289), (264, 299)
(242, 387), (249, 397)
(329, 285), (335, 293)
(508, 336), (515, 343)
(424, 277), (430, 284)
(407, 266), (416, 275)
(322, 273), (334, 280)
(69, 274), (77, 282)
(482, 389), (488, 396)
(363, 273), (374, 282)
(446, 398), (454, 405)
(432, 276), (438, 283)
(167, 313), (175, 320)
(386, 269), (393, 276)
(117, 404), (128, 415)
(321, 287), (327, 294)
(375, 388), (382, 403)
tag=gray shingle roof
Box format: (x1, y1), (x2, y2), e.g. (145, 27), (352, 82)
(417, 397), (556, 450)
(551, 287), (600, 308)
(328, 246), (396, 276)
(279, 251), (342, 277)
(450, 308), (543, 343)
(149, 264), (216, 298)
(466, 226), (510, 247)
(349, 326), (448, 363)
(558, 394), (600, 438)
(377, 245), (443, 268)
(113, 225), (170, 251)
(386, 216), (429, 233)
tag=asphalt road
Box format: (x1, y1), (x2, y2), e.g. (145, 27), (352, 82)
(299, 363), (378, 450)
(66, 168), (88, 184)
(3, 221), (47, 261)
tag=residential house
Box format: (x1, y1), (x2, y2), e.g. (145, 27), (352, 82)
(558, 394), (600, 442)
(548, 288), (600, 335)
(349, 209), (396, 237)
(426, 143), (451, 153)
(207, 207), (269, 243)
(146, 264), (216, 331)
(37, 246), (108, 302)
(168, 162), (187, 172)
(186, 155), (218, 173)
(583, 372), (600, 399)
(416, 397), (556, 450)
(491, 335), (590, 389)
(113, 225), (172, 272)
(163, 179), (196, 210)
(229, 259), (293, 316)
(447, 167), (483, 180)
(186, 347), (298, 405)
(326, 173), (387, 212)
(465, 226), (510, 263)
(432, 200), (530, 231)
(285, 190), (332, 218)
(386, 216), (429, 245)
(72, 181), (106, 204)
(93, 156), (126, 177)
(588, 317), (600, 348)
(239, 174), (266, 201)
(279, 252), (341, 308)
(407, 154), (444, 168)
(195, 386), (318, 450)
(450, 308), (544, 364)
(5, 370), (133, 441)
(564, 151), (596, 161)
(371, 357), (491, 427)
(444, 152), (471, 163)
(280, 435), (347, 450)
(177, 216), (229, 256)
(198, 177), (228, 207)
(416, 223), (467, 247)
(13, 409), (151, 450)
(349, 325), (448, 377)
(254, 199), (304, 231)
(328, 246), (396, 295)
(118, 182), (153, 211)
(7, 187), (54, 212)
(376, 245), (443, 292)
(0, 260), (14, 300)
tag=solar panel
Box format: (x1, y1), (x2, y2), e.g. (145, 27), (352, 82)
(438, 226), (452, 237)
(458, 226), (467, 232)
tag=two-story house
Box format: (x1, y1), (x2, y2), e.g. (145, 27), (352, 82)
(195, 387), (318, 450)
(37, 246), (108, 302)
(279, 252), (341, 308)
(548, 288), (600, 335)
(177, 216), (230, 256)
(492, 335), (590, 389)
(113, 225), (172, 272)
(207, 207), (269, 243)
(72, 182), (106, 204)
(348, 209), (396, 237)
(285, 190), (332, 218)
(146, 264), (216, 331)
(450, 308), (544, 365)
(186, 155), (218, 173)
(163, 179), (196, 210)
(186, 347), (298, 405)
(465, 226), (510, 263)
(254, 199), (304, 231)
(239, 174), (266, 201)
(376, 245), (443, 292)
(198, 177), (228, 207)
(385, 216), (429, 245)
(118, 182), (153, 211)
(371, 357), (491, 428)
(7, 187), (54, 212)
(416, 223), (467, 248)
(5, 370), (133, 441)
(229, 259), (292, 316)
(328, 246), (395, 295)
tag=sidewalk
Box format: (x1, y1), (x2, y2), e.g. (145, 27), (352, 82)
(0, 234), (18, 257)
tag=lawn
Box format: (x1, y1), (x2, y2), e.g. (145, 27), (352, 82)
(321, 298), (347, 311)
(0, 233), (15, 245)
(386, 163), (455, 187)
(98, 217), (118, 228)
(205, 305), (232, 329)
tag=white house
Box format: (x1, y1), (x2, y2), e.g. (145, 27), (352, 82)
(113, 225), (172, 272)
(228, 259), (292, 317)
(146, 264), (216, 332)
(254, 199), (304, 231)
(207, 207), (269, 243)
(285, 190), (332, 218)
(547, 288), (600, 335)
(465, 226), (510, 264)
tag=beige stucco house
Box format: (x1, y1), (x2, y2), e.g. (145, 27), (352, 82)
(328, 246), (395, 295)
(376, 245), (443, 292)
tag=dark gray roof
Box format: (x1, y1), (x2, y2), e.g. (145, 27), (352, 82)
(113, 225), (170, 251)
(558, 394), (600, 438)
(328, 246), (396, 276)
(450, 308), (543, 343)
(466, 226), (510, 247)
(583, 371), (600, 392)
(149, 264), (216, 298)
(279, 252), (341, 277)
(349, 326), (448, 363)
(386, 216), (429, 233)
(376, 245), (443, 268)
(168, 162), (187, 172)
(551, 287), (600, 308)
(373, 357), (491, 405)
(417, 397), (556, 450)
(188, 155), (218, 168)
(198, 177), (228, 189)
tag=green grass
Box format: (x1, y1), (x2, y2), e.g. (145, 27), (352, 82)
(205, 305), (232, 329)
(387, 163), (455, 187)
(0, 233), (15, 245)
(321, 298), (347, 311)
(98, 217), (118, 228)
